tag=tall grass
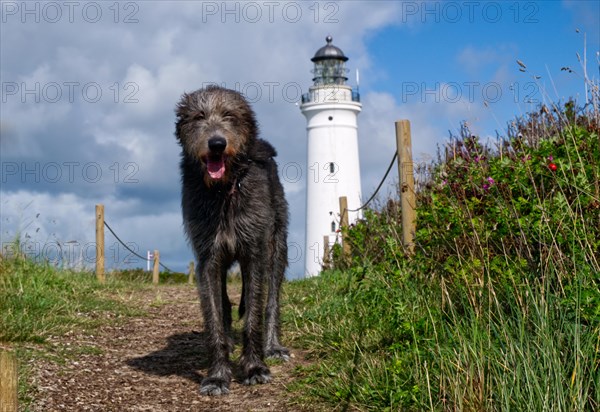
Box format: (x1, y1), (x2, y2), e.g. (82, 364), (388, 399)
(418, 100), (599, 410)
(284, 97), (599, 410)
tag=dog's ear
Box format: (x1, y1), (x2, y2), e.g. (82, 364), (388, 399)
(175, 93), (192, 141)
(249, 139), (278, 162)
(176, 93), (194, 120)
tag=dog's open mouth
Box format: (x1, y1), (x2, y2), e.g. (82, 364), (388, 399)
(206, 155), (226, 179)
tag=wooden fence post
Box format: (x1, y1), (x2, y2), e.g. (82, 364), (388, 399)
(152, 250), (160, 285)
(188, 261), (195, 285)
(395, 120), (416, 254)
(95, 204), (105, 283)
(338, 196), (351, 257)
(0, 351), (18, 412)
(322, 235), (331, 270)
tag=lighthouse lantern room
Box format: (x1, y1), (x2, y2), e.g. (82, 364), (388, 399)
(300, 36), (363, 277)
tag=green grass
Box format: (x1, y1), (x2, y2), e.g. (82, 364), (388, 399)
(0, 255), (132, 343)
(283, 269), (433, 411)
(110, 267), (191, 284)
(283, 100), (600, 411)
(0, 249), (195, 345)
(0, 252), (163, 409)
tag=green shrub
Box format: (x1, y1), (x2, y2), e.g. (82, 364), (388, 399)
(285, 100), (599, 411)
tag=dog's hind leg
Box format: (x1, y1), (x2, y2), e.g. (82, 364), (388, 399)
(264, 230), (290, 361)
(220, 266), (235, 354)
(238, 257), (272, 385)
(197, 261), (232, 396)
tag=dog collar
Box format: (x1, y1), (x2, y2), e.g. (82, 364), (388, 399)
(229, 178), (242, 195)
(229, 157), (253, 195)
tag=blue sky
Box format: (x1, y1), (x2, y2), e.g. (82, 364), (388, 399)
(366, 1), (598, 139)
(1, 1), (598, 278)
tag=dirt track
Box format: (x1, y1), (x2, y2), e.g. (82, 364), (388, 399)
(29, 285), (312, 411)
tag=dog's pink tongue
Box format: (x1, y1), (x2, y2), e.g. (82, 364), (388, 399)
(207, 158), (225, 179)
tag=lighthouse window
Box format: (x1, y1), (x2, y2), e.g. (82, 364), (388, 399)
(329, 162), (335, 173)
(331, 221), (336, 232)
(328, 116), (333, 121)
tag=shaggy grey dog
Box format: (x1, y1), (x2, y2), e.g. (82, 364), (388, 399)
(175, 85), (289, 396)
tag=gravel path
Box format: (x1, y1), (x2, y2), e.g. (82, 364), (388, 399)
(29, 285), (311, 411)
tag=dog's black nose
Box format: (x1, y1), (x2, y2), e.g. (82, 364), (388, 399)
(208, 137), (227, 153)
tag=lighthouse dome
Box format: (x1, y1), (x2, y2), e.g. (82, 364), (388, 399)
(311, 36), (348, 62)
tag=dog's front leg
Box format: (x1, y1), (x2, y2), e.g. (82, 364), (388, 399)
(239, 258), (272, 385)
(197, 262), (232, 395)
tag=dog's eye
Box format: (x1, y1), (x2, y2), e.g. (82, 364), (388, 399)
(193, 111), (205, 121)
(222, 112), (236, 121)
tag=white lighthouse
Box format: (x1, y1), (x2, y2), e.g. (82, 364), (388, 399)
(300, 36), (363, 277)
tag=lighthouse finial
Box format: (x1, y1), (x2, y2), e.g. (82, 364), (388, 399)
(326, 35), (333, 44)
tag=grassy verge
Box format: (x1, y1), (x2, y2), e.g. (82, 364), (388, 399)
(0, 255), (136, 344)
(283, 268), (435, 411)
(283, 100), (599, 411)
(0, 251), (192, 409)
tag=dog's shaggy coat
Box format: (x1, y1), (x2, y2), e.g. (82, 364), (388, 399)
(175, 86), (289, 396)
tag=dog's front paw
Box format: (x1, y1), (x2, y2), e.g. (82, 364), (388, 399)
(200, 377), (230, 396)
(265, 345), (290, 362)
(242, 365), (272, 386)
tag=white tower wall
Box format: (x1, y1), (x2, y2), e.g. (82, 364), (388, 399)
(301, 85), (362, 277)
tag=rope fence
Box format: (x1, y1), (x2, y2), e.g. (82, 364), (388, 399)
(95, 204), (179, 284)
(103, 220), (174, 272)
(334, 119), (416, 262)
(347, 151), (398, 213)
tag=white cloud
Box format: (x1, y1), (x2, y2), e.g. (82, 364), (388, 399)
(0, 189), (186, 271)
(1, 1), (488, 276)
